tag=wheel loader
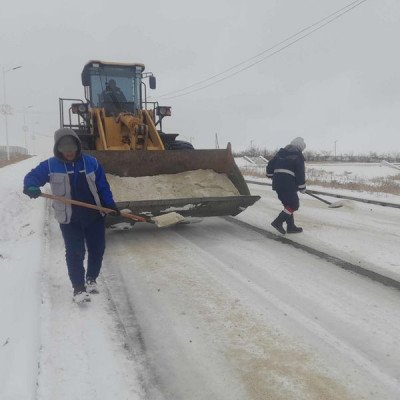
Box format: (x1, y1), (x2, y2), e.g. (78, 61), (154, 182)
(59, 60), (259, 224)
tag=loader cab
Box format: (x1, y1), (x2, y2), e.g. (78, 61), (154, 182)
(81, 61), (145, 116)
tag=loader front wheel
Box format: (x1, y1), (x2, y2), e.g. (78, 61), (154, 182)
(167, 140), (194, 150)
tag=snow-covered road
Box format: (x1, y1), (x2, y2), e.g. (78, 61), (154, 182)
(102, 217), (400, 399)
(241, 183), (400, 281)
(1, 158), (400, 399)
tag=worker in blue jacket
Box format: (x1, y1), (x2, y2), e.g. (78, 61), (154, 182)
(23, 128), (120, 303)
(266, 137), (306, 234)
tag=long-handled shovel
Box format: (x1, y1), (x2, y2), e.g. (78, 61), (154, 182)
(40, 193), (185, 227)
(305, 191), (345, 208)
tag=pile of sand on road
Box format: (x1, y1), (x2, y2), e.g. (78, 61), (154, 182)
(107, 169), (240, 201)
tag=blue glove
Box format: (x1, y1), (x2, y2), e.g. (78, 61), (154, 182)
(23, 186), (42, 199)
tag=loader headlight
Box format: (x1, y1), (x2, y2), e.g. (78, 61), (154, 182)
(156, 106), (171, 117)
(71, 103), (88, 114)
(78, 104), (87, 113)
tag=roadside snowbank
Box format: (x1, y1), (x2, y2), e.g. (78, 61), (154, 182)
(0, 157), (45, 400)
(307, 162), (400, 180)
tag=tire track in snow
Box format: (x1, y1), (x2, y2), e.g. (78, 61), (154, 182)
(35, 202), (51, 400)
(226, 216), (400, 291)
(104, 227), (355, 400)
(100, 258), (165, 400)
(171, 219), (400, 398)
(103, 221), (400, 399)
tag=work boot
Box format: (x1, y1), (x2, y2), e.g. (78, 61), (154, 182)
(73, 287), (91, 303)
(286, 214), (303, 233)
(271, 211), (288, 234)
(86, 278), (99, 294)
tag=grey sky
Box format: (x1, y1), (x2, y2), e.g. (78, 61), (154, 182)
(1, 0), (399, 155)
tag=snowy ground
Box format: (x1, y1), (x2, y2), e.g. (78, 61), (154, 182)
(307, 161), (400, 180)
(236, 158), (400, 191)
(1, 157), (400, 399)
(306, 162), (400, 191)
(0, 158), (43, 399)
(36, 205), (146, 400)
(241, 182), (400, 281)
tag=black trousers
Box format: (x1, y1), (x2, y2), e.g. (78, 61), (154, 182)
(60, 217), (105, 290)
(276, 190), (300, 211)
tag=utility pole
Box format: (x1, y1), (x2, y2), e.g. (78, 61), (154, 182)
(334, 140), (338, 159)
(2, 65), (22, 160)
(215, 133), (219, 149)
(23, 105), (33, 154)
(31, 121), (40, 155)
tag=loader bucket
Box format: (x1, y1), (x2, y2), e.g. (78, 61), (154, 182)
(87, 144), (260, 221)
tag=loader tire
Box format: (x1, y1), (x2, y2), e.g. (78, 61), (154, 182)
(167, 140), (194, 150)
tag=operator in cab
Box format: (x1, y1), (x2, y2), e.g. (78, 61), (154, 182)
(100, 79), (128, 115)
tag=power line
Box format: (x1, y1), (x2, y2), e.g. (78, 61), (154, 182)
(158, 0), (362, 98)
(158, 0), (368, 100)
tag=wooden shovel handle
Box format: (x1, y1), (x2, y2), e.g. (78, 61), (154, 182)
(305, 190), (332, 205)
(40, 193), (147, 222)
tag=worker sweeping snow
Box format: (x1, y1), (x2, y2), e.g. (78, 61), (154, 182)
(266, 137), (307, 234)
(23, 128), (120, 303)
